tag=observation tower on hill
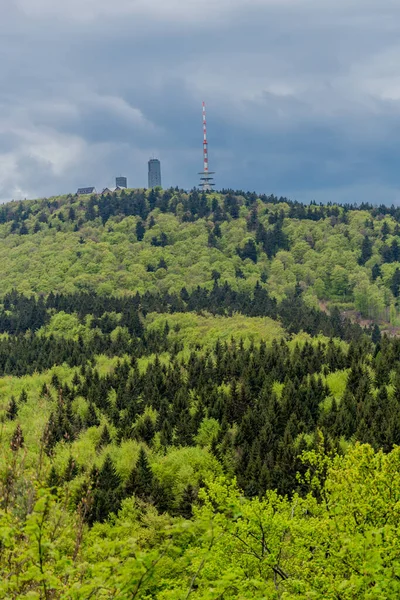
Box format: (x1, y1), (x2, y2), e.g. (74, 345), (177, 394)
(198, 101), (215, 191)
(148, 158), (162, 188)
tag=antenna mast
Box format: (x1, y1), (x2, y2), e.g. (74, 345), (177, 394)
(198, 101), (215, 191)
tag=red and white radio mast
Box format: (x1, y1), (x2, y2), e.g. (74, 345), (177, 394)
(198, 101), (215, 191)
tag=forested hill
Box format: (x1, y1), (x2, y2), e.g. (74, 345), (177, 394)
(0, 187), (399, 328)
(2, 188), (400, 598)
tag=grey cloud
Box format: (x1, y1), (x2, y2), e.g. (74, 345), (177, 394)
(1, 0), (400, 202)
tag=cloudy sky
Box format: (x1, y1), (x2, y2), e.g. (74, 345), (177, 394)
(2, 0), (400, 204)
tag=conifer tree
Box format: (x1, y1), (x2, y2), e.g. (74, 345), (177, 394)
(10, 424), (24, 452)
(6, 396), (18, 420)
(178, 484), (196, 518)
(392, 239), (400, 262)
(135, 415), (155, 445)
(89, 454), (122, 524)
(86, 403), (100, 428)
(51, 373), (60, 389)
(371, 263), (382, 281)
(174, 411), (194, 446)
(18, 389), (28, 404)
(47, 466), (60, 492)
(214, 223), (222, 237)
(334, 390), (357, 439)
(97, 454), (121, 490)
(125, 448), (153, 500)
(381, 221), (390, 240)
(135, 220), (145, 241)
(160, 420), (173, 447)
(359, 235), (373, 265)
(237, 239), (257, 263)
(64, 456), (79, 482)
(96, 424), (112, 451)
(40, 382), (49, 398)
(391, 268), (400, 298)
(152, 478), (172, 514)
(372, 324), (381, 345)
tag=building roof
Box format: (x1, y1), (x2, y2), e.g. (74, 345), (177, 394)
(100, 186), (127, 194)
(77, 187), (96, 195)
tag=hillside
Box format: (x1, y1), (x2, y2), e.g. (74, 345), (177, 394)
(1, 189), (400, 598)
(0, 188), (398, 327)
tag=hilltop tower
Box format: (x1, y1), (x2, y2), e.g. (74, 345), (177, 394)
(198, 101), (215, 191)
(148, 159), (162, 188)
(116, 176), (127, 188)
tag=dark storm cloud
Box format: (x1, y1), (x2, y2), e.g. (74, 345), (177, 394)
(2, 0), (400, 202)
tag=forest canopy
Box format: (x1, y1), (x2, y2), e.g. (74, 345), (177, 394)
(0, 188), (399, 598)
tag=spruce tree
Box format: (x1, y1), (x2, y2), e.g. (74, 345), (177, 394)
(40, 382), (49, 398)
(135, 220), (145, 241)
(135, 415), (155, 445)
(381, 221), (390, 240)
(64, 456), (79, 482)
(392, 239), (400, 262)
(86, 403), (100, 428)
(159, 420), (173, 447)
(6, 396), (18, 420)
(237, 239), (257, 263)
(178, 484), (196, 518)
(174, 412), (193, 446)
(152, 478), (172, 513)
(334, 390), (357, 438)
(18, 389), (28, 404)
(96, 425), (112, 451)
(97, 454), (121, 491)
(90, 454), (122, 524)
(359, 235), (373, 265)
(391, 268), (400, 298)
(51, 373), (60, 389)
(381, 244), (393, 263)
(47, 466), (60, 492)
(125, 448), (153, 500)
(371, 263), (382, 281)
(372, 324), (381, 345)
(10, 424), (24, 452)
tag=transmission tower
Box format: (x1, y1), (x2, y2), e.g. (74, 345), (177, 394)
(198, 101), (215, 191)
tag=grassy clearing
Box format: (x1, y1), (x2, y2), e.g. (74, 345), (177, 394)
(146, 312), (285, 349)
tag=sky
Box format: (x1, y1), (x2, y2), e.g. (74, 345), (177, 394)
(2, 0), (400, 204)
